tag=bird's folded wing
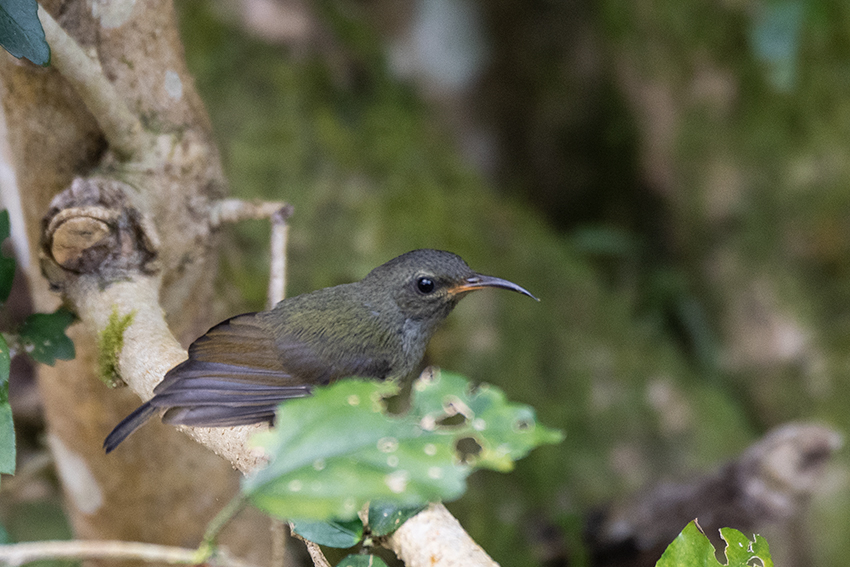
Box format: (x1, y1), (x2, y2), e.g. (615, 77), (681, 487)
(150, 314), (313, 420)
(156, 313), (307, 389)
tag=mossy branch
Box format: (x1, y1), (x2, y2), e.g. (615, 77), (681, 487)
(96, 306), (136, 387)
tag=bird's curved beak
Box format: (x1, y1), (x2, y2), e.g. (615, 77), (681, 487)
(450, 274), (539, 301)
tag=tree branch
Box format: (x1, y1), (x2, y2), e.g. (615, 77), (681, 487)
(66, 272), (267, 473)
(0, 540), (259, 567)
(386, 503), (499, 567)
(37, 4), (149, 158)
(267, 206), (292, 308)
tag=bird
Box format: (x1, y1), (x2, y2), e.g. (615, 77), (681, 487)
(104, 249), (537, 452)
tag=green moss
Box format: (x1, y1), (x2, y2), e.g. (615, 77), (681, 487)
(96, 307), (136, 388)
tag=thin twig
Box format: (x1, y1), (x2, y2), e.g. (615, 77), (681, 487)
(289, 528), (331, 567)
(303, 542), (330, 567)
(37, 4), (147, 158)
(267, 206), (292, 308)
(0, 540), (259, 567)
(202, 494), (249, 550)
(209, 199), (292, 227)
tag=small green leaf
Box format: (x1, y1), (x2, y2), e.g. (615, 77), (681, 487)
(749, 534), (773, 567)
(0, 334), (10, 386)
(0, 210), (16, 303)
(0, 394), (15, 477)
(367, 501), (426, 536)
(336, 554), (388, 567)
(656, 520), (774, 567)
(0, 0), (50, 66)
(243, 371), (563, 522)
(291, 518), (363, 548)
(0, 334), (12, 481)
(719, 527), (773, 567)
(18, 308), (76, 365)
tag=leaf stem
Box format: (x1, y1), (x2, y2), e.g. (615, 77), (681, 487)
(199, 493), (249, 558)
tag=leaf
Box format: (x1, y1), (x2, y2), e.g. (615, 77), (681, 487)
(0, 0), (50, 65)
(336, 554), (388, 567)
(0, 210), (16, 303)
(367, 501), (426, 536)
(409, 370), (565, 472)
(243, 370), (563, 522)
(0, 333), (13, 479)
(719, 528), (773, 567)
(18, 308), (76, 365)
(0, 392), (15, 478)
(0, 333), (10, 387)
(656, 520), (774, 567)
(290, 518), (363, 548)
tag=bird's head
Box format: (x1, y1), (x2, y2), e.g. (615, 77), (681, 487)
(363, 249), (537, 323)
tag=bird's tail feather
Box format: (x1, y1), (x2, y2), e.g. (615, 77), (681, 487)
(161, 404), (279, 427)
(103, 401), (157, 453)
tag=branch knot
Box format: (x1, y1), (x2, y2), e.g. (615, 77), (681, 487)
(41, 178), (160, 289)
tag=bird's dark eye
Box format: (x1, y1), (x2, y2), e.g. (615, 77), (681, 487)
(416, 277), (436, 294)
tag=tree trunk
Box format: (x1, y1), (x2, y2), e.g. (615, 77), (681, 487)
(0, 0), (275, 563)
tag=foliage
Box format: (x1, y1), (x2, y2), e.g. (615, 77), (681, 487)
(243, 371), (562, 552)
(287, 502), (424, 551)
(0, 0), (49, 65)
(657, 520), (773, 567)
(0, 211), (14, 303)
(366, 501), (426, 536)
(290, 517), (363, 548)
(0, 210), (76, 487)
(17, 309), (76, 366)
(246, 371), (560, 565)
(0, 211), (15, 484)
(336, 554), (388, 567)
(0, 334), (12, 480)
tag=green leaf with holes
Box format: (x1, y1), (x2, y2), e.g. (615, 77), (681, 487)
(242, 370), (563, 522)
(0, 210), (16, 303)
(0, 0), (50, 65)
(656, 520), (773, 567)
(18, 308), (75, 365)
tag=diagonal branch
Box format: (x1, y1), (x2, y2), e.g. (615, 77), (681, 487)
(37, 4), (149, 158)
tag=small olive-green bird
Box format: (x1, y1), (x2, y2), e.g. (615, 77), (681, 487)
(104, 249), (536, 452)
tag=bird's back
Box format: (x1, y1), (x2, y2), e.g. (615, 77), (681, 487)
(151, 282), (408, 426)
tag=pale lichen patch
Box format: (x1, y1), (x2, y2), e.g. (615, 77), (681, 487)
(164, 70), (183, 100)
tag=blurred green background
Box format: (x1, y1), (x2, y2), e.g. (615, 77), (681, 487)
(7, 0), (850, 565)
(177, 0), (849, 564)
